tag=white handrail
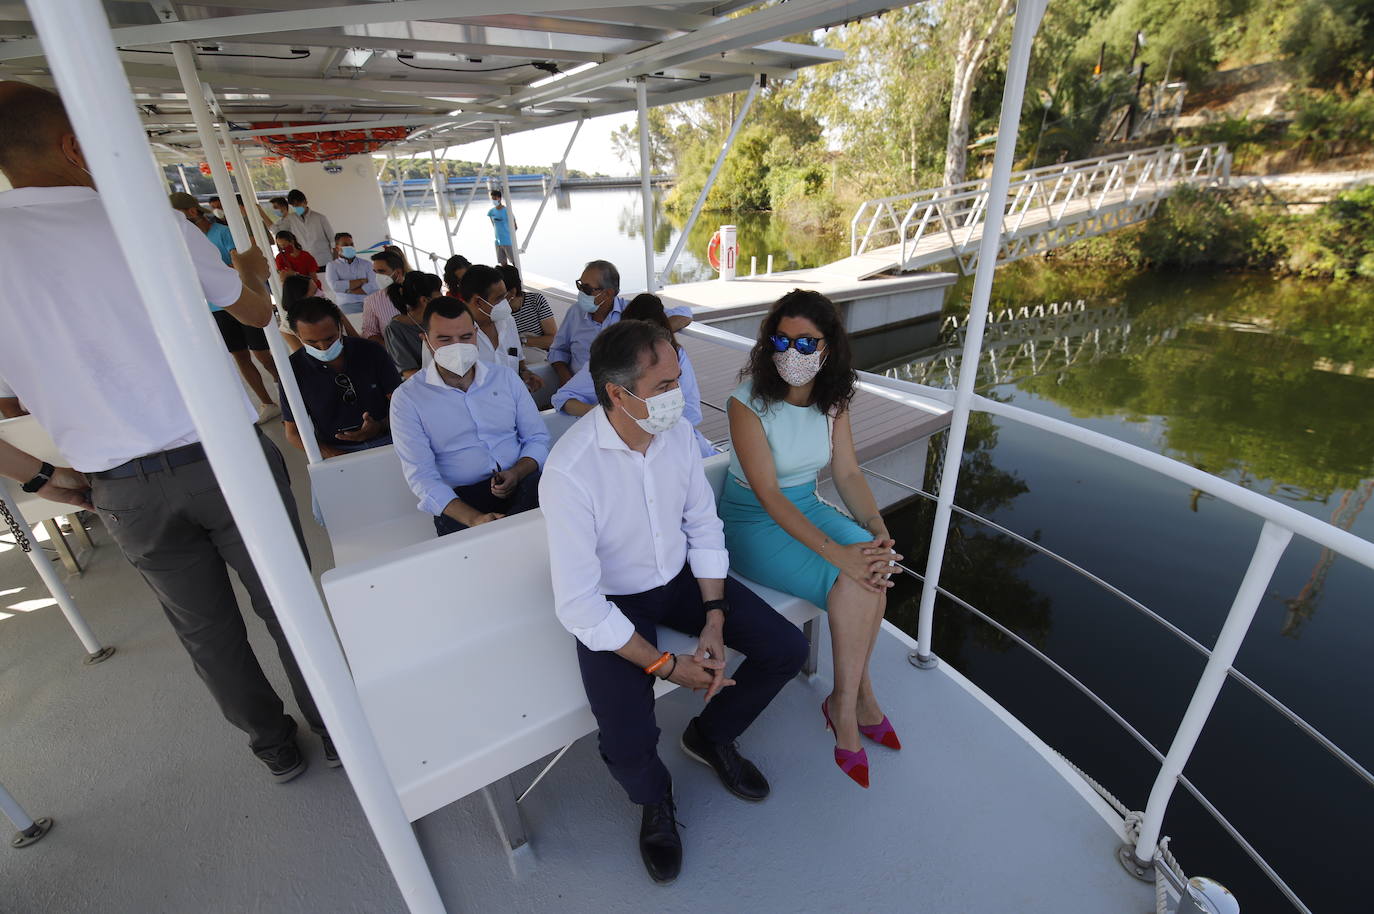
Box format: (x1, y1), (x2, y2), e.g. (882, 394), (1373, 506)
(848, 142), (1229, 270)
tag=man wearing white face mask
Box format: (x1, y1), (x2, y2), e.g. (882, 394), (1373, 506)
(389, 297), (549, 536)
(541, 319), (808, 885)
(457, 264), (542, 393)
(546, 259), (694, 385)
(359, 249), (407, 343)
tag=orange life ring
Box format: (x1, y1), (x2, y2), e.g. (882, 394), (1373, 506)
(707, 231), (722, 270)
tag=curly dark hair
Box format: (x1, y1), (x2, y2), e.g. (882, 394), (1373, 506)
(740, 289), (855, 416)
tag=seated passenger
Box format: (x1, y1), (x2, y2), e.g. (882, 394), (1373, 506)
(456, 264), (542, 393)
(497, 263), (557, 351)
(443, 254), (470, 298)
(719, 290), (903, 790)
(540, 319), (807, 885)
(360, 248), (407, 343)
(281, 297), (402, 459)
(383, 271), (443, 379)
(326, 231), (376, 315)
(552, 294), (713, 456)
(547, 259), (694, 384)
(273, 230), (319, 290)
(390, 297), (548, 536)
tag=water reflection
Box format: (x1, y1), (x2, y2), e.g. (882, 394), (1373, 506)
(875, 263), (1374, 912)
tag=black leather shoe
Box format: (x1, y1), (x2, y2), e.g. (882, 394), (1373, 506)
(680, 717), (770, 801)
(639, 793), (683, 884)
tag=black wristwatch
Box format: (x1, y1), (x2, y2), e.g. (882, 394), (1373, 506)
(703, 598), (729, 618)
(21, 461), (54, 494)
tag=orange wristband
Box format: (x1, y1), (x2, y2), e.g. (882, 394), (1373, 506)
(643, 652), (672, 676)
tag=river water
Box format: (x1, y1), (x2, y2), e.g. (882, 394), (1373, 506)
(395, 191), (1372, 911)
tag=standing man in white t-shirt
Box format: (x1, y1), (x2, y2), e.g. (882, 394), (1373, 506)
(0, 81), (332, 782)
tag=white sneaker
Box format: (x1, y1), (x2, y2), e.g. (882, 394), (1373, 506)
(256, 403), (281, 424)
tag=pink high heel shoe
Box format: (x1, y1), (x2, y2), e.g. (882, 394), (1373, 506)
(859, 715), (902, 751)
(821, 698), (869, 789)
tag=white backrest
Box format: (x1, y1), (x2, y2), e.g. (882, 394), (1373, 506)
(0, 415), (81, 524)
(309, 407), (583, 560)
(0, 414), (66, 465)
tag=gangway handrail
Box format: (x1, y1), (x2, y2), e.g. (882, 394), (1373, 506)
(848, 143), (1230, 274)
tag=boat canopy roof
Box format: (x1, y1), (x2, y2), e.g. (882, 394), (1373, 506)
(0, 0), (883, 161)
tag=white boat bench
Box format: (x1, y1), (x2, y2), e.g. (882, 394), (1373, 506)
(315, 439), (822, 849)
(0, 414), (97, 574)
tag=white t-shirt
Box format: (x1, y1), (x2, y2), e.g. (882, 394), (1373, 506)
(0, 185), (254, 471)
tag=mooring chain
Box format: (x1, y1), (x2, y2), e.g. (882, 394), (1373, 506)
(0, 494), (32, 554)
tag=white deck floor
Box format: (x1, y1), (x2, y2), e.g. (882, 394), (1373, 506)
(0, 425), (1152, 913)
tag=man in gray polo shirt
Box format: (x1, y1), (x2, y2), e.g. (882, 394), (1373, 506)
(0, 81), (331, 782)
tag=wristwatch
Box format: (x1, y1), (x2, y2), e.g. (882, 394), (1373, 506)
(21, 461), (55, 494)
(703, 598), (729, 618)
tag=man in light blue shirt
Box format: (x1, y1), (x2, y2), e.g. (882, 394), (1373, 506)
(390, 297), (549, 536)
(547, 260), (695, 385)
(325, 231), (376, 315)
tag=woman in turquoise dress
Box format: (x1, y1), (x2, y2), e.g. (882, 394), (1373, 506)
(719, 290), (901, 789)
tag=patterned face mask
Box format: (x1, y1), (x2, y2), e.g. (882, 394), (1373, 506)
(620, 386), (685, 435)
(773, 346), (825, 387)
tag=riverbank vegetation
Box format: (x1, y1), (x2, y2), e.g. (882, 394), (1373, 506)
(632, 0), (1374, 261)
(1052, 184), (1374, 279)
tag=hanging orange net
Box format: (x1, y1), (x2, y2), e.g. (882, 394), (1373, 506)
(249, 123), (411, 163)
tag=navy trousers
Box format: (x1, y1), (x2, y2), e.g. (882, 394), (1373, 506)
(576, 563), (809, 805)
(434, 470), (541, 536)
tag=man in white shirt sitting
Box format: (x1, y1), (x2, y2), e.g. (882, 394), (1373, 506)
(325, 232), (376, 316)
(390, 297), (549, 536)
(540, 319), (807, 885)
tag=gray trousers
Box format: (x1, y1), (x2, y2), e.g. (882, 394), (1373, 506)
(90, 432), (323, 755)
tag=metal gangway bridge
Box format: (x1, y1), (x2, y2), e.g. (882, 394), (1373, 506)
(832, 143), (1231, 280)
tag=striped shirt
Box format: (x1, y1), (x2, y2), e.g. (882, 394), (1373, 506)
(511, 290), (554, 337)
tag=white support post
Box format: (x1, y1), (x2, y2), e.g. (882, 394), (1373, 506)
(452, 138), (495, 235)
(636, 78), (656, 290)
(0, 480), (111, 662)
(428, 143), (455, 258)
(492, 123), (522, 274)
(220, 132), (327, 467)
(912, 0), (1049, 667)
(0, 778), (35, 830)
(1133, 520), (1293, 865)
(177, 162), (192, 193)
(520, 115), (583, 253)
(387, 149), (419, 265)
(172, 50), (321, 465)
(31, 8), (444, 912)
(660, 78), (759, 286)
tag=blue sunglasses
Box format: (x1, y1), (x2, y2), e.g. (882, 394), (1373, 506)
(769, 333), (823, 355)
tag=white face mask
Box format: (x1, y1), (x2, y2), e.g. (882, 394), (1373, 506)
(621, 386), (685, 435)
(374, 273), (394, 291)
(212, 208), (225, 219)
(773, 347), (825, 387)
(488, 299), (513, 323)
(433, 341), (478, 376)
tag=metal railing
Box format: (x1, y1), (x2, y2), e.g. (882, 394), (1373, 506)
(848, 143), (1230, 273)
(847, 368), (1374, 914)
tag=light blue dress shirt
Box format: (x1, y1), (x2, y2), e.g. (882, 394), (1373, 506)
(390, 360), (551, 516)
(546, 295), (693, 373)
(326, 255), (377, 311)
(551, 345), (715, 456)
